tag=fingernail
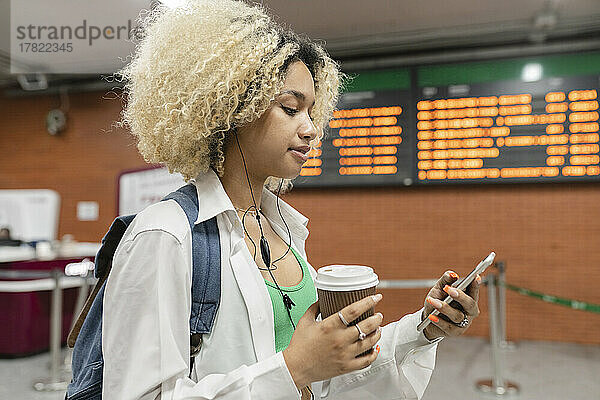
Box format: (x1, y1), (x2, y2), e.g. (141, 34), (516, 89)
(444, 285), (458, 297)
(426, 297), (443, 308)
(476, 275), (482, 284)
(372, 293), (382, 303)
(449, 271), (459, 279)
(376, 312), (383, 320)
(428, 314), (439, 323)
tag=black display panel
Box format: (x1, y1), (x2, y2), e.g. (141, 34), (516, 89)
(293, 89), (415, 187)
(416, 76), (600, 184)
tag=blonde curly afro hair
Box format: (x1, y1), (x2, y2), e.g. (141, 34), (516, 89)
(117, 0), (343, 189)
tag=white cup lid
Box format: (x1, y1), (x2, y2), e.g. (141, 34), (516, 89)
(314, 265), (379, 291)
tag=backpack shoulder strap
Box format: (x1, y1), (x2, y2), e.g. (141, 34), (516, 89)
(94, 215), (136, 278)
(67, 214), (136, 347)
(162, 183), (222, 336)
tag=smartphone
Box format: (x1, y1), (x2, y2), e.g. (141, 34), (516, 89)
(416, 251), (496, 332)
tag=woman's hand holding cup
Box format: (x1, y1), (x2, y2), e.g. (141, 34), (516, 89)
(283, 294), (384, 389)
(283, 264), (382, 389)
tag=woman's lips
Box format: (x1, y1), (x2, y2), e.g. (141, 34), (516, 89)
(289, 149), (309, 162)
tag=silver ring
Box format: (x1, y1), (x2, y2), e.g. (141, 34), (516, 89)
(455, 315), (469, 328)
(355, 324), (367, 341)
(338, 311), (350, 326)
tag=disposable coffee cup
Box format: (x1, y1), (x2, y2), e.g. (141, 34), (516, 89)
(314, 264), (379, 326)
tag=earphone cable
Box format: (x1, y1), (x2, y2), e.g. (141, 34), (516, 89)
(234, 132), (266, 238)
(233, 131), (310, 399)
(271, 178), (292, 264)
(234, 131), (294, 318)
(240, 207), (259, 262)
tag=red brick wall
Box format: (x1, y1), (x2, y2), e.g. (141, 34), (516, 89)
(1, 90), (598, 344)
(286, 184), (600, 345)
(0, 90), (147, 241)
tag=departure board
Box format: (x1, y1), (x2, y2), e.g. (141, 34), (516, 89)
(293, 52), (600, 187)
(416, 76), (600, 184)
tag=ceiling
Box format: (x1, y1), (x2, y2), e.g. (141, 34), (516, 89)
(263, 0), (600, 54)
(1, 0), (600, 93)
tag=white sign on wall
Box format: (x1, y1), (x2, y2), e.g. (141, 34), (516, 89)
(77, 201), (99, 221)
(0, 189), (60, 241)
(118, 167), (186, 215)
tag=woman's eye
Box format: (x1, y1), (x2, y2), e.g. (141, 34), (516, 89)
(281, 106), (299, 116)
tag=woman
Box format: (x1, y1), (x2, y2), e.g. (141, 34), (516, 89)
(102, 1), (482, 398)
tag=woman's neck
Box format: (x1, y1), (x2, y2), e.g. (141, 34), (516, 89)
(220, 169), (265, 212)
(219, 146), (266, 212)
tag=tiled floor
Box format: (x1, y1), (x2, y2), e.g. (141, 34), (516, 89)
(423, 337), (599, 400)
(1, 336), (598, 399)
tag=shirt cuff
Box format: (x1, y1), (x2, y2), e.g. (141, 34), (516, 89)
(246, 352), (301, 400)
(277, 351), (303, 399)
(416, 307), (445, 345)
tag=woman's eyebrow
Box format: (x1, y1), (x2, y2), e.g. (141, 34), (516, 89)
(279, 89), (316, 107)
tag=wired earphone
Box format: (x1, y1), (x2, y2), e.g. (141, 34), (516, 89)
(233, 130), (298, 327)
(233, 129), (315, 399)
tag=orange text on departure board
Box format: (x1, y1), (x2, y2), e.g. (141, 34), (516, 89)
(325, 105), (404, 176)
(417, 89), (600, 180)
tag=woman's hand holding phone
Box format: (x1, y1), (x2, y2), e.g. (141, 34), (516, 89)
(421, 270), (482, 340)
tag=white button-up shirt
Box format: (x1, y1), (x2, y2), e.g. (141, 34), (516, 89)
(102, 169), (442, 399)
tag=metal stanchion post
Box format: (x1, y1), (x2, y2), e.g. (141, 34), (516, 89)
(496, 262), (517, 350)
(476, 273), (519, 397)
(33, 269), (69, 391)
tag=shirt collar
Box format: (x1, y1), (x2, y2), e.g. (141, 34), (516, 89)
(191, 168), (236, 225)
(191, 169), (309, 240)
(260, 184), (309, 240)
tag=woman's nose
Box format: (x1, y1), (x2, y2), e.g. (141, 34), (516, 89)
(299, 113), (317, 141)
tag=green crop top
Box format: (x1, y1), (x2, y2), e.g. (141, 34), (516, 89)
(264, 246), (317, 353)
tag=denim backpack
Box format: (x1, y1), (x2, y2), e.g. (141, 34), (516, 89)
(65, 183), (221, 399)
